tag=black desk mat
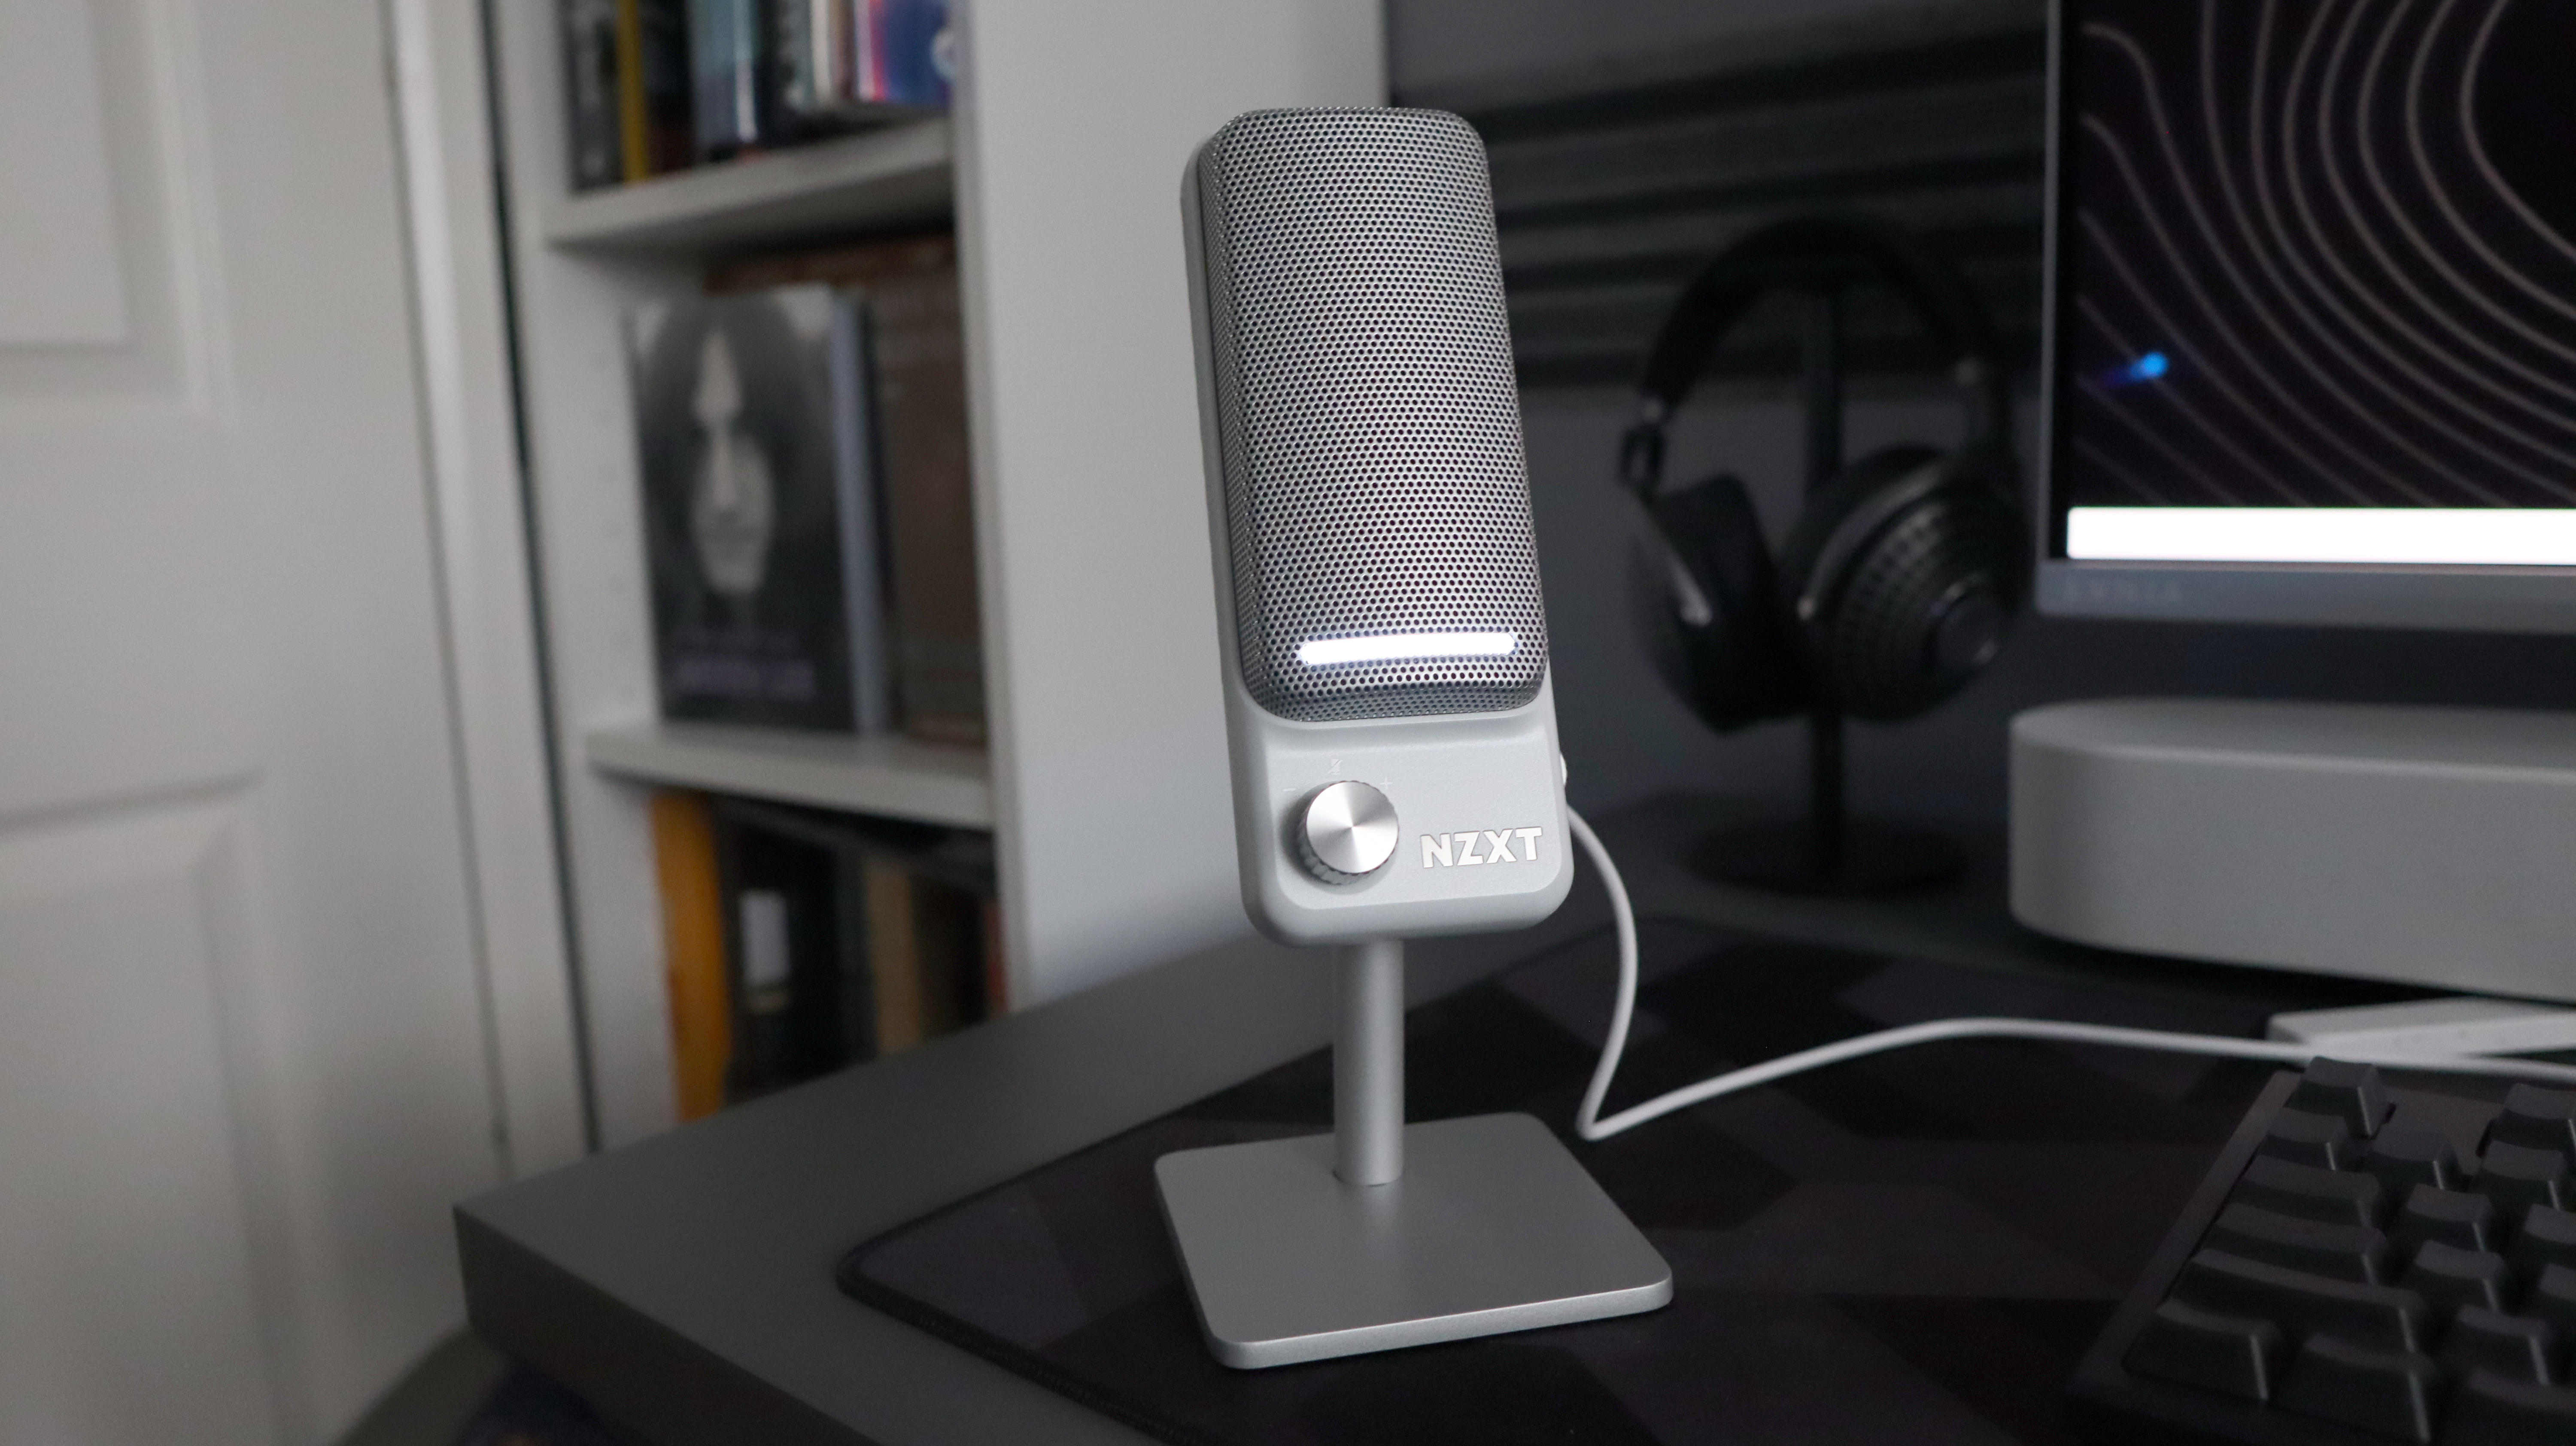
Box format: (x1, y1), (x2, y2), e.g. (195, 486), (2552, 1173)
(839, 921), (2309, 1445)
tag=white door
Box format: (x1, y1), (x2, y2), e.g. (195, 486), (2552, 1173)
(0, 0), (517, 1440)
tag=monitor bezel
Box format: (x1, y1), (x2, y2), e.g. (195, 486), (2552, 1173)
(2032, 0), (2576, 635)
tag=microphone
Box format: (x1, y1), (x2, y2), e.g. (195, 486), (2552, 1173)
(1180, 106), (1572, 946)
(1156, 108), (1668, 1371)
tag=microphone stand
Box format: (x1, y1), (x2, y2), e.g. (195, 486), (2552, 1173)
(1334, 939), (1404, 1187)
(1154, 935), (1669, 1367)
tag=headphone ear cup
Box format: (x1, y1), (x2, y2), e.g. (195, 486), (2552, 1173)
(1774, 445), (1943, 608)
(1791, 448), (2030, 722)
(1631, 471), (1806, 731)
(1625, 535), (1707, 720)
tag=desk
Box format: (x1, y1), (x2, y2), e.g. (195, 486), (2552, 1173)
(456, 795), (2407, 1445)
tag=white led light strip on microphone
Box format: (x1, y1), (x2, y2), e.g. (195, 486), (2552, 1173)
(1296, 631), (1517, 667)
(1560, 810), (2576, 1143)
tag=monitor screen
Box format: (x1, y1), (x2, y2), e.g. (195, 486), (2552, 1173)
(2040, 0), (2576, 628)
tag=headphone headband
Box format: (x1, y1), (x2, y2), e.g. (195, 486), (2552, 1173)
(1622, 216), (2009, 493)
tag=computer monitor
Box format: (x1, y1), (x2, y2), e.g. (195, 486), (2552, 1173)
(2035, 0), (2576, 633)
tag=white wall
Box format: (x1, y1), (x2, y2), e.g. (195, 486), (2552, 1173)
(956, 1), (1385, 1004)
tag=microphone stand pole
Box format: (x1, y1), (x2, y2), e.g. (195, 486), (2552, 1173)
(1335, 939), (1405, 1187)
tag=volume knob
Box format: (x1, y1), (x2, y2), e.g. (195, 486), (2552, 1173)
(1297, 781), (1399, 883)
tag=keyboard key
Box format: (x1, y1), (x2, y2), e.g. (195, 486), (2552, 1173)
(2123, 1298), (2283, 1402)
(2206, 1202), (2390, 1284)
(2525, 1265), (2576, 1340)
(2442, 1307), (2558, 1386)
(2392, 1184), (2499, 1256)
(2479, 1141), (2572, 1218)
(2510, 1206), (2576, 1279)
(2364, 1125), (2462, 1196)
(2291, 1058), (2394, 1139)
(2444, 1368), (2576, 1445)
(2235, 1154), (2388, 1228)
(2173, 1249), (2430, 1354)
(2489, 1084), (2576, 1158)
(2262, 1107), (2358, 1170)
(2400, 1240), (2513, 1315)
(2085, 1073), (2576, 1445)
(2274, 1334), (2442, 1443)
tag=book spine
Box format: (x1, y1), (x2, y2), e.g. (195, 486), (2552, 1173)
(773, 0), (815, 122)
(828, 838), (878, 1066)
(854, 0), (881, 103)
(636, 0), (696, 174)
(561, 0), (627, 190)
(878, 0), (950, 108)
(979, 894), (1008, 1018)
(732, 884), (795, 1094)
(828, 0), (854, 105)
(869, 261), (987, 746)
(688, 0), (770, 160)
(651, 792), (731, 1121)
(829, 297), (896, 733)
(614, 0), (650, 183)
(804, 0), (835, 109)
(863, 854), (927, 1054)
(908, 873), (972, 1036)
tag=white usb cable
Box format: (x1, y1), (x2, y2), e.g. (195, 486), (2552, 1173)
(1562, 808), (2576, 1144)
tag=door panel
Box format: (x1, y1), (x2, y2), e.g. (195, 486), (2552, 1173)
(0, 0), (210, 402)
(0, 0), (126, 348)
(0, 800), (278, 1446)
(0, 0), (515, 1438)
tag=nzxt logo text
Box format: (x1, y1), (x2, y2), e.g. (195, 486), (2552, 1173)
(1420, 828), (1543, 868)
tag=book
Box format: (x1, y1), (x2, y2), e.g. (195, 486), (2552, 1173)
(703, 799), (998, 1098)
(617, 0), (696, 181)
(709, 235), (984, 746)
(627, 285), (893, 733)
(859, 854), (932, 1053)
(773, 0), (832, 130)
(980, 895), (1008, 1021)
(561, 0), (625, 191)
(827, 305), (897, 733)
(852, 0), (952, 109)
(709, 804), (859, 1097)
(650, 791), (729, 1121)
(860, 841), (995, 1053)
(687, 0), (774, 161)
(777, 0), (953, 137)
(866, 252), (983, 745)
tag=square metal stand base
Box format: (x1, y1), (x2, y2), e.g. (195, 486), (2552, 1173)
(1154, 1112), (1672, 1369)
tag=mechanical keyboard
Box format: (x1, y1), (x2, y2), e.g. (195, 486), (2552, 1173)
(2072, 1059), (2576, 1444)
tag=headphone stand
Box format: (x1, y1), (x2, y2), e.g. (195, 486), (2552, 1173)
(1689, 283), (1965, 896)
(1690, 706), (1964, 894)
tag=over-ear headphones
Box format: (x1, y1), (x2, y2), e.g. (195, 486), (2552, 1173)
(1618, 215), (2029, 730)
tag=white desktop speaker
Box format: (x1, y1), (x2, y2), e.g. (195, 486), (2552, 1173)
(2011, 698), (2576, 1003)
(1155, 108), (1668, 1371)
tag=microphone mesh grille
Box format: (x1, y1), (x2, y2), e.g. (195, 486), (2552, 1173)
(1196, 108), (1547, 723)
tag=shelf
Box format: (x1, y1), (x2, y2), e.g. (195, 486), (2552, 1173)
(544, 120), (954, 256)
(584, 720), (992, 830)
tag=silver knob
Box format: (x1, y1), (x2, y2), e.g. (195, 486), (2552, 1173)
(1296, 781), (1398, 883)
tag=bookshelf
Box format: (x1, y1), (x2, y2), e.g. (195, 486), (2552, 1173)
(543, 120), (954, 255)
(482, 2), (1385, 1146)
(584, 721), (992, 829)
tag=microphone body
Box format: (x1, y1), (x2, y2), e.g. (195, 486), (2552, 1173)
(1156, 112), (1671, 1374)
(1182, 109), (1571, 946)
